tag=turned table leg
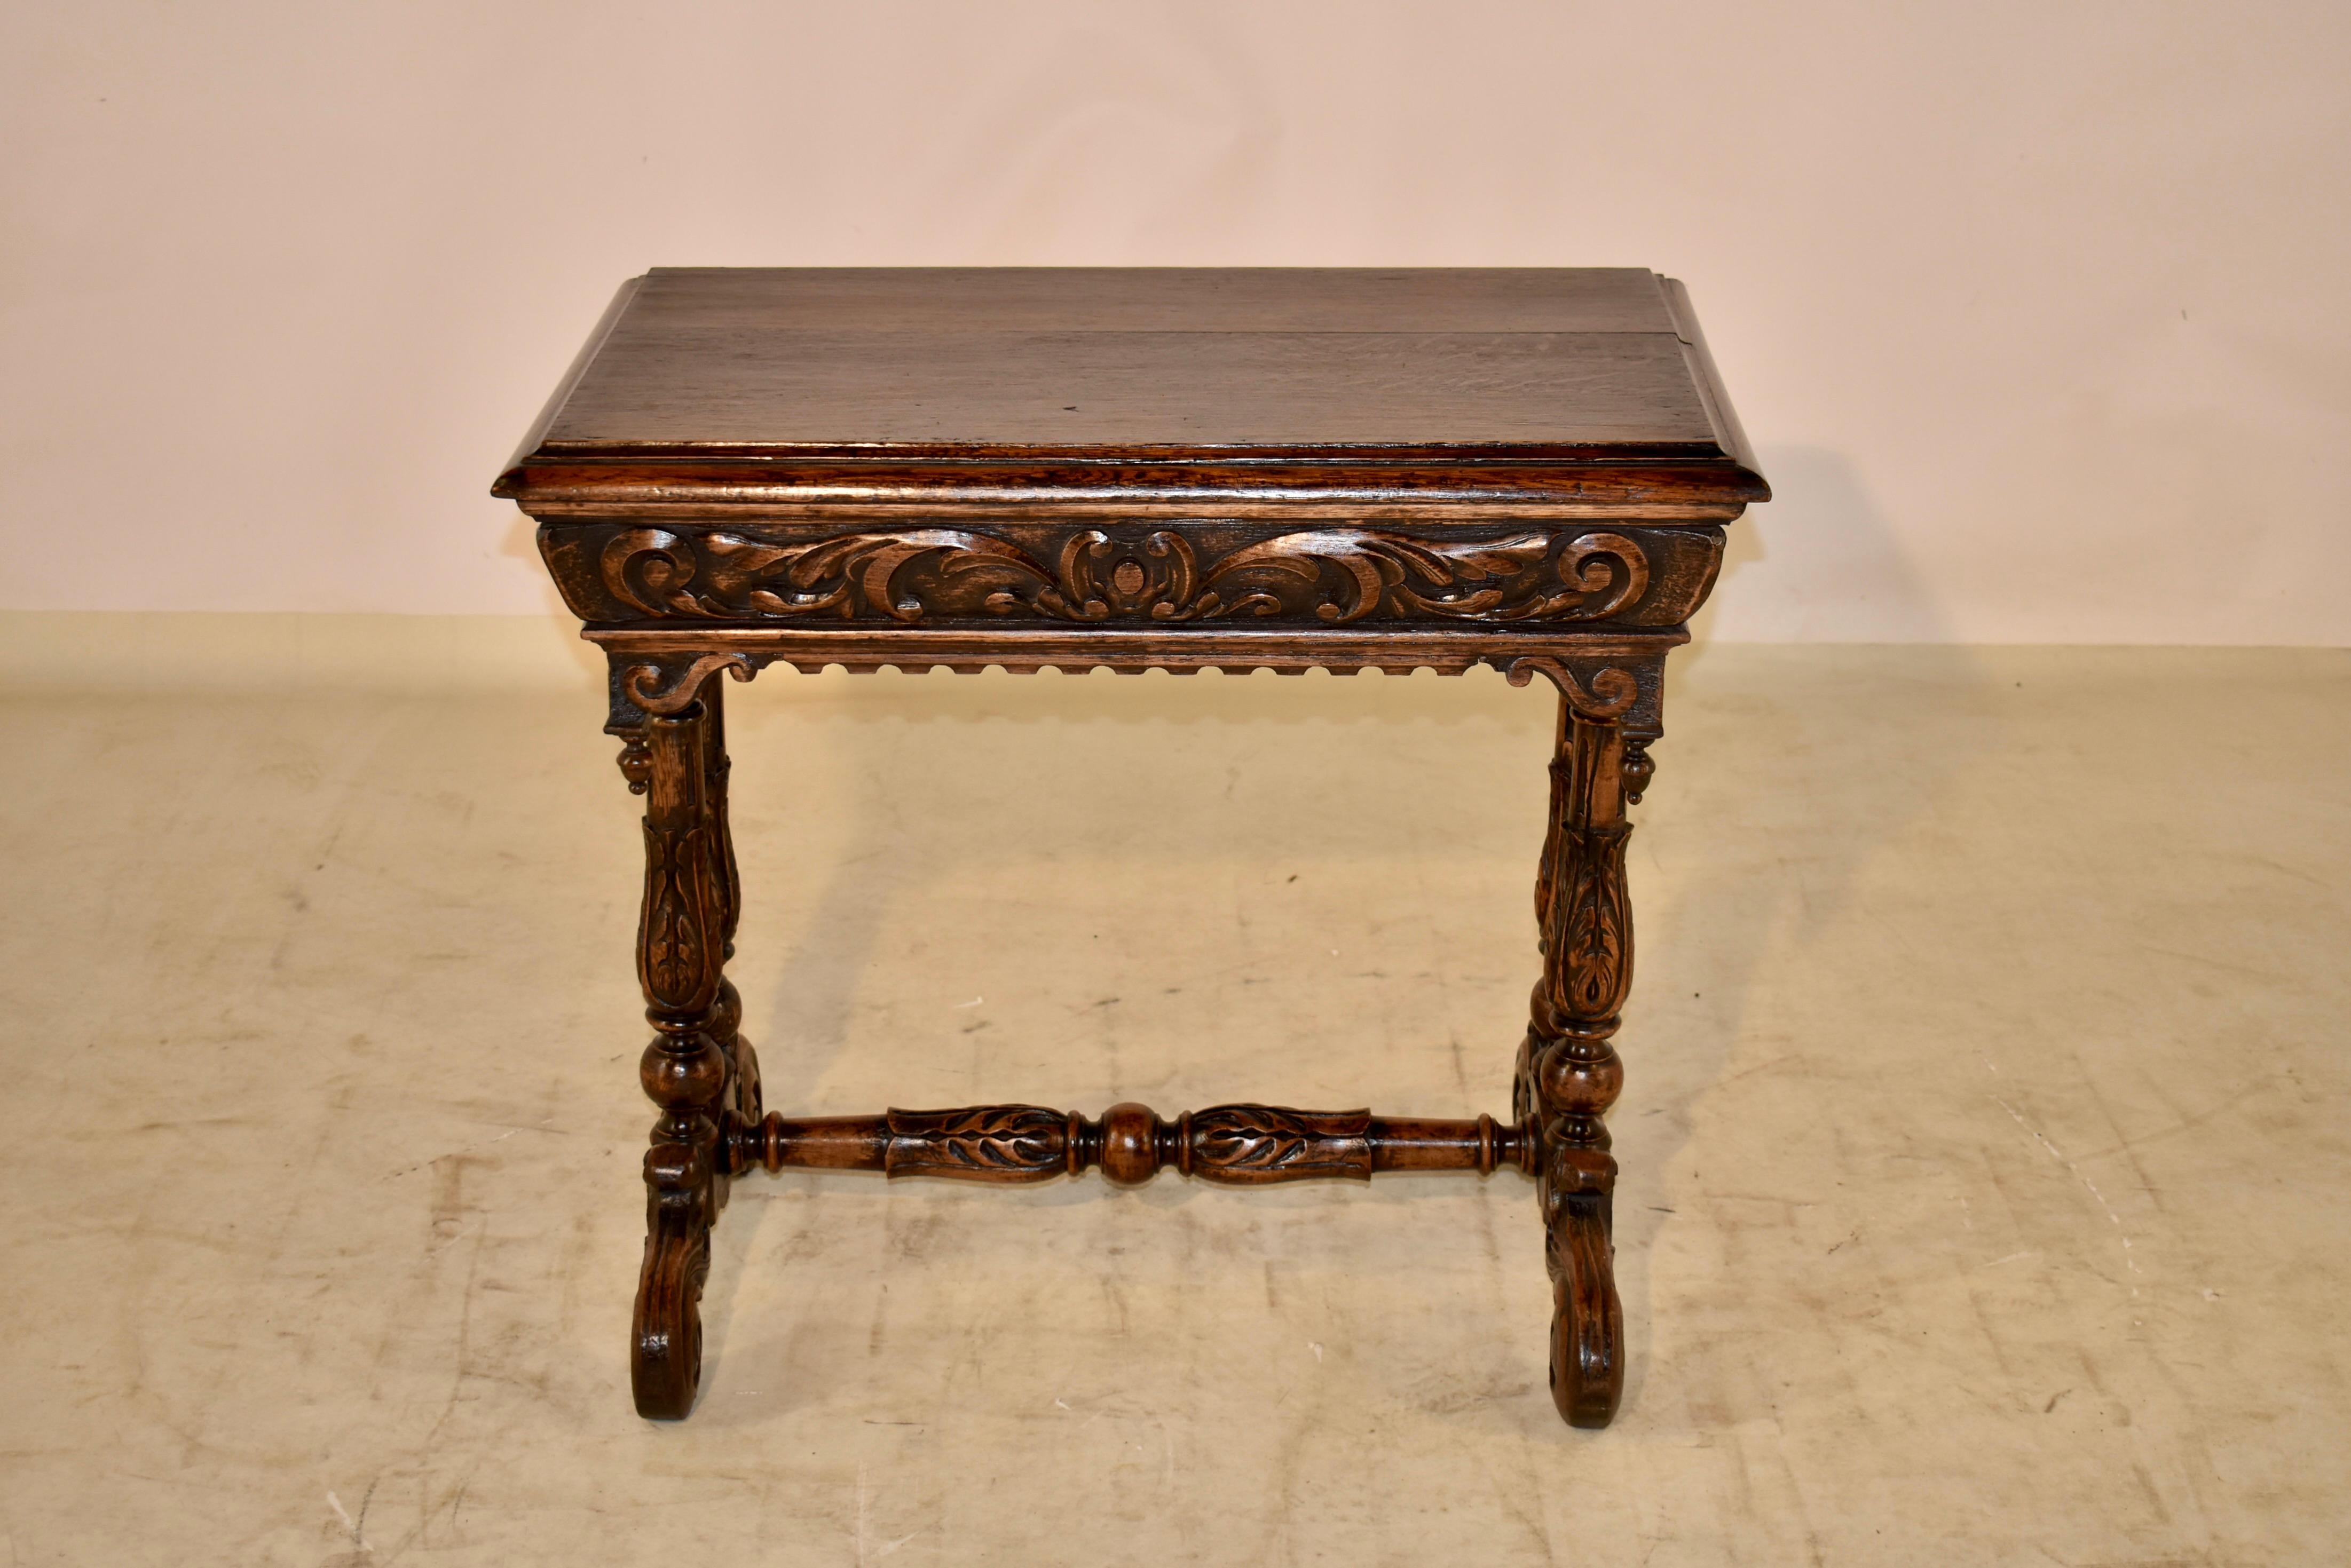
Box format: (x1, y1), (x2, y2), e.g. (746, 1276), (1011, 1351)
(593, 646), (1666, 1426)
(621, 686), (740, 1419)
(1512, 664), (1643, 1428)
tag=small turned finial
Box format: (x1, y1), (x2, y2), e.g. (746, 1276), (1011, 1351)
(1621, 739), (1655, 805)
(617, 735), (653, 794)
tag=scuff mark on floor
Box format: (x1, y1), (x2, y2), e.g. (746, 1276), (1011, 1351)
(326, 1488), (372, 1554)
(853, 1461), (920, 1564)
(1994, 1097), (2141, 1288)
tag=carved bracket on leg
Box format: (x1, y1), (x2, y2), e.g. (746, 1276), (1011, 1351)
(605, 647), (764, 735)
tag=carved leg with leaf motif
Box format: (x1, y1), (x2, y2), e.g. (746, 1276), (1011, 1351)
(701, 680), (761, 1137)
(625, 690), (738, 1419)
(1512, 660), (1640, 1429)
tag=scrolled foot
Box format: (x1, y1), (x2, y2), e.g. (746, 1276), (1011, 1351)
(1548, 1194), (1623, 1427)
(632, 1144), (712, 1420)
(1540, 1136), (1623, 1428)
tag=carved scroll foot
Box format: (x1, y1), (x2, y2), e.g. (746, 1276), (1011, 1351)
(632, 1142), (713, 1419)
(1545, 1146), (1623, 1428)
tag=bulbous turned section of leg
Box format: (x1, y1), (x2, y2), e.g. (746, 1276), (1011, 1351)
(1537, 1035), (1624, 1136)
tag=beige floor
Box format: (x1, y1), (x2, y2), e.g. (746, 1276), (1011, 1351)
(1, 618), (2346, 1566)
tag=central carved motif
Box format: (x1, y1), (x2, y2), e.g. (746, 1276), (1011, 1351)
(593, 525), (1650, 626)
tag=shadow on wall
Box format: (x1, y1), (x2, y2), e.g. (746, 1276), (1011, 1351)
(1686, 445), (1948, 646)
(1613, 445), (1987, 1420)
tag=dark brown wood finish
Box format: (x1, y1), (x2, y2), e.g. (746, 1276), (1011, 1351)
(733, 1105), (1533, 1183)
(497, 267), (1765, 1429)
(496, 267), (1764, 517)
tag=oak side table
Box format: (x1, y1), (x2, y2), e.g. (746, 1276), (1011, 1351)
(493, 268), (1768, 1428)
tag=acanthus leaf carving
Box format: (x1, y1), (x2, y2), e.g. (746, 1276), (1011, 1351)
(885, 1105), (1069, 1180)
(638, 822), (719, 1015)
(1186, 1104), (1375, 1180)
(1547, 825), (1633, 1024)
(592, 525), (1651, 628)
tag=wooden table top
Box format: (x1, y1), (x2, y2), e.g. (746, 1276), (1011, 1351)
(495, 268), (1765, 517)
